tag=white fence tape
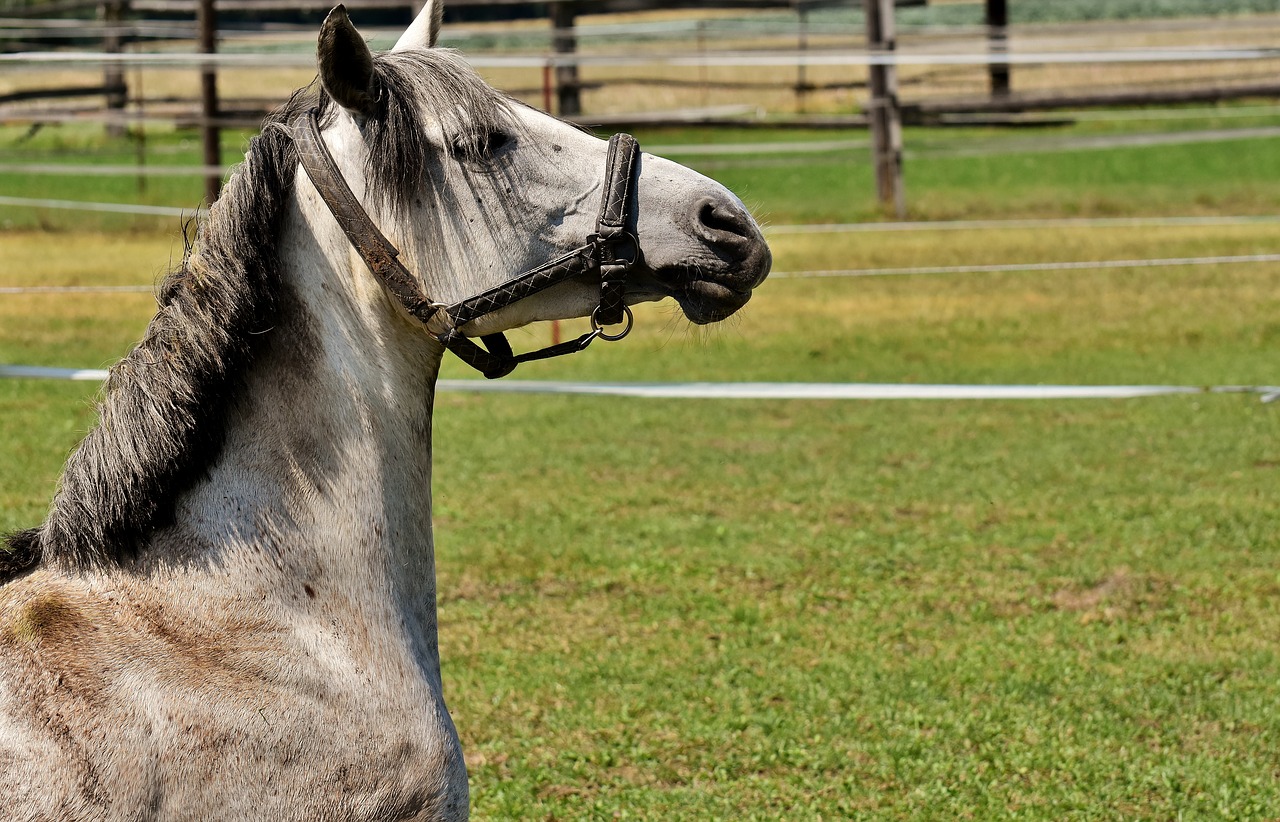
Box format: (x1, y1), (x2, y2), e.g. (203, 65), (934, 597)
(435, 381), (1280, 401)
(765, 215), (1280, 234)
(0, 285), (154, 294)
(2, 366), (1275, 401)
(0, 164), (227, 177)
(1, 365), (112, 381)
(770, 254), (1280, 280)
(0, 195), (198, 218)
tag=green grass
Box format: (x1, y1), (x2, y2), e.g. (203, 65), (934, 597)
(677, 131), (1280, 224)
(11, 111), (1280, 229)
(2, 113), (1280, 818)
(433, 393), (1280, 819)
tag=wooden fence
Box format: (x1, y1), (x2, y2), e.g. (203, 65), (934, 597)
(6, 0), (1280, 212)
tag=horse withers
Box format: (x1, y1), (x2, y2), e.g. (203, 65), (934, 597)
(0, 3), (770, 819)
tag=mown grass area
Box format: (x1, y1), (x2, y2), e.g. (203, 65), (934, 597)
(437, 394), (1279, 819)
(2, 117), (1279, 817)
(2, 232), (1278, 818)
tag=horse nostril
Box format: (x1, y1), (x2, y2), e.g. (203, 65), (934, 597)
(687, 195), (771, 289)
(694, 196), (753, 247)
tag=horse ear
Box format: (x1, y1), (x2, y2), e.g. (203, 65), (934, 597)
(318, 5), (377, 119)
(392, 0), (442, 51)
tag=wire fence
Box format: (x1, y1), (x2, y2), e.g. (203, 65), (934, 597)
(5, 1), (1280, 220)
(2, 191), (1277, 288)
(8, 192), (1280, 234)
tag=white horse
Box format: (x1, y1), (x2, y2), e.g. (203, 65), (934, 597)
(0, 3), (770, 819)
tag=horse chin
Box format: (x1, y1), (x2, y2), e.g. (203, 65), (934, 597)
(673, 279), (753, 325)
(628, 221), (772, 324)
(641, 256), (766, 324)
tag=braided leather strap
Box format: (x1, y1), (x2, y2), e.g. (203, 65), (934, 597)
(593, 133), (640, 326)
(447, 246), (596, 327)
(437, 330), (518, 379)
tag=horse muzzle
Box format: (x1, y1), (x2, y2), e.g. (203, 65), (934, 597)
(649, 192), (772, 325)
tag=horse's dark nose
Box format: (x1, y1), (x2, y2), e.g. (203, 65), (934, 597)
(691, 196), (771, 288)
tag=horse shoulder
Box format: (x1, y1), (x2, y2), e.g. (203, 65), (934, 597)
(0, 569), (160, 819)
(0, 567), (465, 820)
(0, 567), (303, 817)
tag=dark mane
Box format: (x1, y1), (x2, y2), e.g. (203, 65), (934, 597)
(0, 49), (512, 580)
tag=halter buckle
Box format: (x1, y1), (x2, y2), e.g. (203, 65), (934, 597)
(591, 230), (641, 268)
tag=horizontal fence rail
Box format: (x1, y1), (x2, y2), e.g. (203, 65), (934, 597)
(5, 46), (1280, 70)
(2, 13), (1275, 45)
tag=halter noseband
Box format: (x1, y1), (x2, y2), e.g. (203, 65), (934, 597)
(294, 108), (641, 379)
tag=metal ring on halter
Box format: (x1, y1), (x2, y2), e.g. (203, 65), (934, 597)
(590, 304), (634, 341)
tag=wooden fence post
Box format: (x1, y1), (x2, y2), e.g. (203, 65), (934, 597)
(863, 0), (904, 218)
(550, 2), (579, 117)
(986, 0), (1010, 97)
(198, 0), (221, 204)
(102, 0), (127, 138)
(795, 3), (809, 113)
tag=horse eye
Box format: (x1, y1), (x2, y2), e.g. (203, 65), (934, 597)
(452, 130), (511, 160)
(484, 131), (511, 154)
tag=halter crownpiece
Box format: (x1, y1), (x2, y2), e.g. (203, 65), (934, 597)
(294, 108), (642, 379)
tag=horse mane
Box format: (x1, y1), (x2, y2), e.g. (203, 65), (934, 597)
(0, 49), (513, 581)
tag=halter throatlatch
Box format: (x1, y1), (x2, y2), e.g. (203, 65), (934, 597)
(294, 109), (641, 378)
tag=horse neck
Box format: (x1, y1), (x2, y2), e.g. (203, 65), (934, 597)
(155, 191), (445, 673)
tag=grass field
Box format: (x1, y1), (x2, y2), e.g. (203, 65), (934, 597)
(11, 107), (1280, 230)
(2, 113), (1279, 817)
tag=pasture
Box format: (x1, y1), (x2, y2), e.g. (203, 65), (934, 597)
(2, 112), (1280, 817)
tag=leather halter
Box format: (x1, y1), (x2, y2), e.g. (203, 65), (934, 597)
(294, 108), (641, 379)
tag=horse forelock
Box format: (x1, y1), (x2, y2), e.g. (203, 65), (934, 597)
(362, 49), (515, 214)
(2, 50), (508, 578)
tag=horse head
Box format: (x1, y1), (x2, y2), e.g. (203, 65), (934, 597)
(310, 1), (771, 367)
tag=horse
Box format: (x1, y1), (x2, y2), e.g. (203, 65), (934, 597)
(0, 3), (770, 818)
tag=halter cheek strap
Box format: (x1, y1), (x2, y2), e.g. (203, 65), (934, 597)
(593, 132), (641, 327)
(294, 108), (641, 379)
